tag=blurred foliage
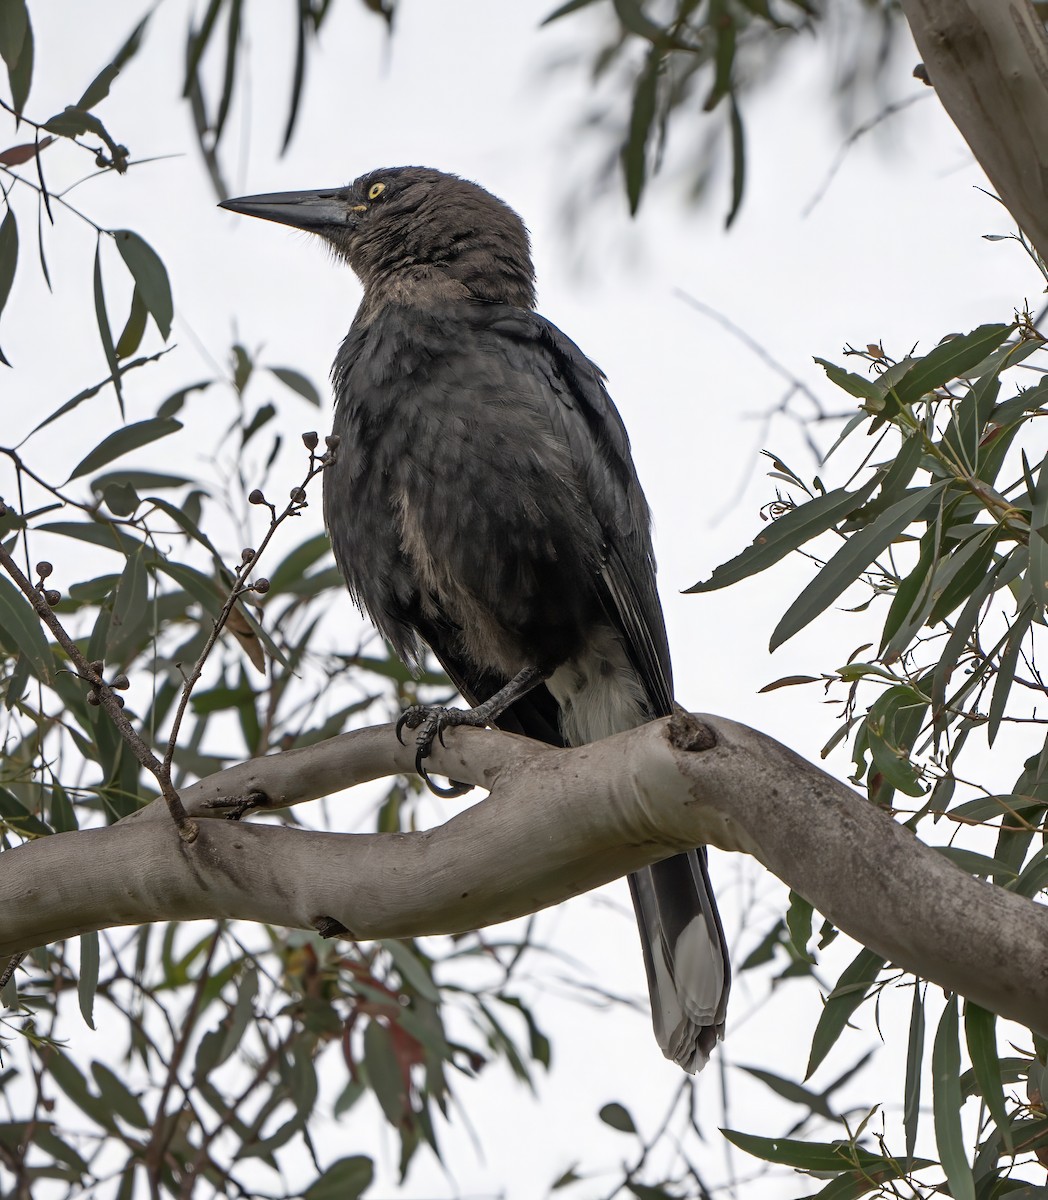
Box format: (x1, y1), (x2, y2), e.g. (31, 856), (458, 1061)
(543, 0), (907, 223)
(695, 315), (1048, 1195)
(1, 2), (1047, 1200)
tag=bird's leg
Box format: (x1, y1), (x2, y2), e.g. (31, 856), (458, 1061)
(397, 665), (549, 796)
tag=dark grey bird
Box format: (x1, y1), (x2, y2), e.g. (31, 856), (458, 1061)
(220, 167), (730, 1072)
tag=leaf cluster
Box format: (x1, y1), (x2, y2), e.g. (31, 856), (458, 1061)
(694, 317), (1048, 1196)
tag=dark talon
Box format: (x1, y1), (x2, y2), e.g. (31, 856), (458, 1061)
(415, 743), (429, 777)
(395, 711), (411, 745)
(420, 762), (472, 798)
(404, 709), (474, 797)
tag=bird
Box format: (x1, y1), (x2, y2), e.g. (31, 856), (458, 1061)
(219, 167), (731, 1072)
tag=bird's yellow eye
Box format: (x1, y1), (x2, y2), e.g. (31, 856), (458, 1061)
(368, 182), (386, 200)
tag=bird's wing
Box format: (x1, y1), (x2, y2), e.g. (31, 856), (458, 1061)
(529, 312), (675, 719)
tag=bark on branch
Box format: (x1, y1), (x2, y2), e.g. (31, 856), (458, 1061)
(902, 0), (1048, 265)
(3, 714), (1046, 1034)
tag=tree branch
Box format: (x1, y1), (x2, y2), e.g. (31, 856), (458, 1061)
(3, 715), (1046, 1034)
(902, 0), (1048, 265)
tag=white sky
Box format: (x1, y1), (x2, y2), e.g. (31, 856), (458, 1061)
(4, 1), (1043, 1197)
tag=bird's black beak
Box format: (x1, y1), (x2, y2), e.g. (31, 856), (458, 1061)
(219, 188), (354, 234)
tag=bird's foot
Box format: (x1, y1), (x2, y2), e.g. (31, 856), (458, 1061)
(396, 704), (486, 797)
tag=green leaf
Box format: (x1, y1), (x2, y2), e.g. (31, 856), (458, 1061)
(333, 1080), (365, 1119)
(892, 324), (1015, 407)
(722, 1128), (927, 1173)
(0, 784), (50, 836)
(943, 339), (1043, 466)
(23, 350), (171, 438)
(183, 0), (224, 96)
(808, 1174), (884, 1200)
(0, 0), (31, 114)
(925, 528), (1000, 627)
(4, 650), (29, 709)
(598, 1102), (637, 1133)
(807, 948), (885, 1078)
(1012, 845), (1048, 897)
(212, 0), (243, 145)
(705, 0), (736, 110)
(0, 1), (28, 74)
(541, 0), (602, 23)
(269, 365), (321, 406)
(106, 549), (150, 664)
(875, 429), (929, 509)
(36, 519), (147, 556)
(91, 469), (191, 494)
(156, 379), (212, 418)
(362, 1019), (406, 1129)
(0, 207), (18, 331)
(303, 1156), (374, 1200)
(241, 401), (275, 447)
(145, 494), (220, 556)
(725, 91), (745, 229)
(91, 1062), (148, 1129)
(904, 984), (925, 1160)
(964, 1003), (1013, 1153)
(688, 478), (879, 593)
(933, 996), (975, 1200)
(6, 20), (31, 117)
(382, 939), (440, 1002)
(950, 792), (1046, 823)
(38, 1050), (111, 1128)
(92, 239), (122, 411)
(623, 45), (660, 214)
(815, 358), (884, 404)
(934, 847), (1015, 879)
(115, 285), (147, 359)
(0, 574), (52, 684)
(215, 965), (257, 1068)
(477, 996), (534, 1089)
(113, 230), (173, 340)
(78, 932), (99, 1028)
(33, 1126), (88, 1176)
(880, 531), (936, 654)
(266, 532), (332, 594)
(772, 483), (948, 651)
(76, 14), (148, 110)
(988, 606), (1034, 746)
(153, 560), (225, 616)
(860, 683), (928, 799)
(78, 63), (120, 111)
(785, 890), (814, 961)
(501, 994), (552, 1069)
(68, 417), (182, 481)
(737, 1064), (835, 1118)
(1029, 451), (1048, 620)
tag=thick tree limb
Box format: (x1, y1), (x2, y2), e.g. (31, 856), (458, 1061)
(3, 714), (1046, 1033)
(902, 0), (1048, 265)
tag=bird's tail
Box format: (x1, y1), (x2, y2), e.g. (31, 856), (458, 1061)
(498, 677), (731, 1072)
(628, 850), (731, 1073)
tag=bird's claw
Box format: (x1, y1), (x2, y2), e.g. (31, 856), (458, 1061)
(398, 704), (475, 798)
(396, 704), (433, 744)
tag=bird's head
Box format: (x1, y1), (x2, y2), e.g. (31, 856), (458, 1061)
(220, 166), (536, 312)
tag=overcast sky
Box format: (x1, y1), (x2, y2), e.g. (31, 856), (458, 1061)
(5, 2), (1043, 1197)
